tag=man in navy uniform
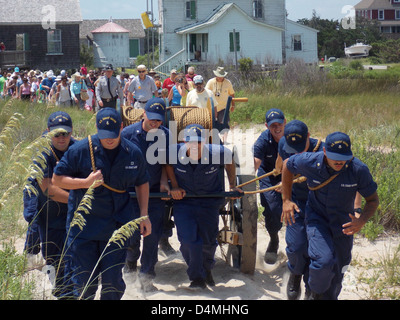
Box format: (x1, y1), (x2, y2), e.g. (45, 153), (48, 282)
(23, 111), (76, 298)
(276, 120), (324, 299)
(121, 97), (171, 291)
(53, 108), (151, 300)
(281, 131), (379, 300)
(166, 124), (242, 289)
(253, 108), (286, 264)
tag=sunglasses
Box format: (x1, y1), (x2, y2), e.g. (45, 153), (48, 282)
(138, 70), (146, 73)
(54, 132), (70, 138)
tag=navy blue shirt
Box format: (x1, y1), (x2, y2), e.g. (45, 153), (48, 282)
(35, 138), (76, 230)
(278, 137), (324, 208)
(54, 134), (149, 241)
(170, 143), (233, 206)
(253, 129), (281, 185)
(121, 120), (170, 192)
(286, 152), (377, 235)
(41, 77), (55, 94)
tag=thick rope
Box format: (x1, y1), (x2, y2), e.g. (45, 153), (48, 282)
(169, 106), (213, 132)
(88, 135), (126, 194)
(238, 139), (322, 190)
(122, 106), (144, 126)
(236, 169), (279, 188)
(49, 146), (59, 162)
(243, 176), (307, 195)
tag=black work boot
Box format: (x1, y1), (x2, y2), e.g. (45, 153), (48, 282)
(159, 237), (176, 255)
(188, 279), (206, 290)
(286, 273), (302, 300)
(308, 291), (323, 300)
(205, 270), (215, 286)
(264, 232), (279, 264)
(124, 260), (137, 273)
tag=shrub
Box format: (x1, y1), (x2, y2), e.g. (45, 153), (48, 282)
(238, 57), (253, 73)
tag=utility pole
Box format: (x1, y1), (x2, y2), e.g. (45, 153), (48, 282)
(233, 29), (238, 70)
(151, 0), (155, 68)
(146, 0), (150, 68)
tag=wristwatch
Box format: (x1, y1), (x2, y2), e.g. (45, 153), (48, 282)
(354, 208), (362, 214)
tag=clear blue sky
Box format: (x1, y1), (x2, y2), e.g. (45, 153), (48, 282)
(80, 0), (361, 22)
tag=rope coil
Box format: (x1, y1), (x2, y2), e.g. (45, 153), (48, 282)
(168, 107), (213, 133)
(88, 135), (126, 194)
(122, 105), (213, 133)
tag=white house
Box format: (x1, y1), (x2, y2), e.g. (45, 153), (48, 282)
(156, 0), (318, 73)
(285, 19), (318, 64)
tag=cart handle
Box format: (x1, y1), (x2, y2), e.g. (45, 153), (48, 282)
(129, 191), (243, 199)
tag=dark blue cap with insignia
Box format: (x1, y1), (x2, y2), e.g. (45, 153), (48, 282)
(184, 124), (206, 142)
(265, 108), (285, 126)
(325, 132), (353, 161)
(47, 111), (73, 132)
(283, 120), (308, 153)
(96, 107), (122, 139)
(103, 64), (114, 71)
(145, 97), (166, 121)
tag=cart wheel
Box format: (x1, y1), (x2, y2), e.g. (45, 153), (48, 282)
(226, 174), (258, 274)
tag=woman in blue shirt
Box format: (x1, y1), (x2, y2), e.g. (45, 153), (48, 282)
(70, 72), (88, 110)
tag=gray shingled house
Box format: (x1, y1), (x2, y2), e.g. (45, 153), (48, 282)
(80, 19), (146, 60)
(0, 0), (82, 70)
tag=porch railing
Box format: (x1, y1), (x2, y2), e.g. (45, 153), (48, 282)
(154, 48), (185, 76)
(0, 51), (31, 68)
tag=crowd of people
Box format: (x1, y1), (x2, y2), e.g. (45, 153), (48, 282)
(0, 63), (235, 125)
(18, 62), (379, 301)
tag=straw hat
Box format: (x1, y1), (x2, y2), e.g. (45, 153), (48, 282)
(71, 72), (81, 80)
(213, 66), (228, 77)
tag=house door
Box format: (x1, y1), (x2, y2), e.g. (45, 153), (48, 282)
(16, 33), (30, 51)
(189, 34), (208, 61)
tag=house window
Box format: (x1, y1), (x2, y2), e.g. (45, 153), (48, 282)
(378, 9), (385, 20)
(129, 39), (139, 57)
(253, 0), (263, 19)
(293, 35), (302, 51)
(47, 29), (62, 54)
(186, 1), (196, 20)
(229, 31), (240, 52)
(396, 10), (400, 20)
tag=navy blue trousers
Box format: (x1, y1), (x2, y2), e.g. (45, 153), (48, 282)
(285, 201), (310, 289)
(64, 236), (127, 300)
(285, 214), (309, 274)
(173, 201), (220, 282)
(127, 199), (166, 276)
(307, 221), (353, 299)
(38, 223), (67, 297)
(259, 178), (283, 234)
(24, 222), (41, 254)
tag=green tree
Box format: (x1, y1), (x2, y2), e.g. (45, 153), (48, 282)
(80, 44), (94, 67)
(297, 11), (381, 59)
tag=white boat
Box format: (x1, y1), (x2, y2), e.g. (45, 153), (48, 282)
(345, 41), (372, 58)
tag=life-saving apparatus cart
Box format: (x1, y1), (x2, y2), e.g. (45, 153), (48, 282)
(122, 96), (261, 274)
